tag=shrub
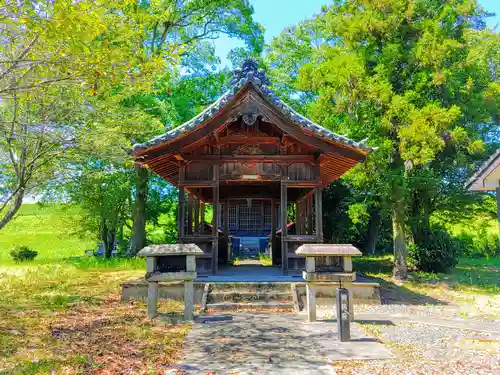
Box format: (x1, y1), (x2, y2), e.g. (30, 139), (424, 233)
(455, 230), (500, 258)
(10, 246), (38, 262)
(409, 226), (459, 273)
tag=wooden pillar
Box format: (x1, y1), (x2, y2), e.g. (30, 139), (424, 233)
(200, 202), (205, 233)
(178, 163), (185, 239)
(298, 199), (305, 235)
(260, 200), (265, 232)
(223, 199), (230, 263)
(295, 201), (301, 235)
(194, 198), (199, 235)
(281, 182), (288, 274)
(187, 194), (194, 235)
(306, 194), (313, 235)
(271, 198), (276, 264)
(212, 165), (219, 274)
(315, 186), (323, 242)
(178, 186), (185, 238)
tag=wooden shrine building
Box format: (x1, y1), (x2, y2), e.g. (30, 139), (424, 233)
(132, 59), (374, 274)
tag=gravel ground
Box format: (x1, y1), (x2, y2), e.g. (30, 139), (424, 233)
(355, 304), (500, 325)
(315, 300), (500, 325)
(334, 321), (500, 375)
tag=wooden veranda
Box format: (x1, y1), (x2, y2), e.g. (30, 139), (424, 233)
(132, 59), (374, 275)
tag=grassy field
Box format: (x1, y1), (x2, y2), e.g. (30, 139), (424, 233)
(0, 204), (95, 265)
(354, 255), (500, 295)
(0, 206), (189, 374)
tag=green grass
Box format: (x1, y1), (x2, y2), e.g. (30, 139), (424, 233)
(0, 204), (190, 374)
(354, 255), (500, 297)
(258, 253), (273, 266)
(0, 263), (189, 374)
(0, 204), (95, 265)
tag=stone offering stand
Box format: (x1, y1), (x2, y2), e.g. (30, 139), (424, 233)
(296, 244), (362, 322)
(137, 244), (204, 320)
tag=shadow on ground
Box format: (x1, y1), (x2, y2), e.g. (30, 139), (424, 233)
(174, 312), (392, 375)
(355, 257), (449, 306)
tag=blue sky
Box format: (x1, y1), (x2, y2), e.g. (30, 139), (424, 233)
(213, 0), (500, 68)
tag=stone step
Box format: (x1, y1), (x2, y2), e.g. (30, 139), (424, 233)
(209, 282), (292, 292)
(208, 291), (293, 303)
(206, 301), (295, 311)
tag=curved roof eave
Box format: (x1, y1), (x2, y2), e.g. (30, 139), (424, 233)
(132, 59), (376, 156)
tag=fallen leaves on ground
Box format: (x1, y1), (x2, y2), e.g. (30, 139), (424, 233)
(2, 293), (190, 375)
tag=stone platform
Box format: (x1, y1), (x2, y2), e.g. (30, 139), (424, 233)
(121, 266), (381, 306)
(168, 312), (392, 374)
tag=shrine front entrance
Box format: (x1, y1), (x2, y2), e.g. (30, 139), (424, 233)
(220, 199), (279, 260)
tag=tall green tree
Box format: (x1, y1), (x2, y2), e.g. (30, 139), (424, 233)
(268, 0), (500, 278)
(0, 0), (263, 248)
(0, 0), (165, 230)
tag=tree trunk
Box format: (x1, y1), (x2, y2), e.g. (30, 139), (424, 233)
(100, 220), (116, 259)
(128, 166), (148, 256)
(392, 199), (408, 280)
(100, 220), (109, 258)
(106, 229), (116, 259)
(410, 191), (431, 246)
(365, 208), (381, 255)
(0, 187), (25, 230)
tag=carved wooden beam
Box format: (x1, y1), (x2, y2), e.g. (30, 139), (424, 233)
(178, 154), (315, 163)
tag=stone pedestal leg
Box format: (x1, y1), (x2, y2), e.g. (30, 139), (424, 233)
(184, 280), (195, 321)
(148, 281), (158, 319)
(306, 282), (316, 322)
(344, 281), (354, 321)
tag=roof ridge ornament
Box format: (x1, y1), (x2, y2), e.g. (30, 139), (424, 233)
(229, 58), (271, 87)
(132, 59), (376, 154)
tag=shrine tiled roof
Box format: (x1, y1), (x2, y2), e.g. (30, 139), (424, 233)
(132, 59), (374, 154)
